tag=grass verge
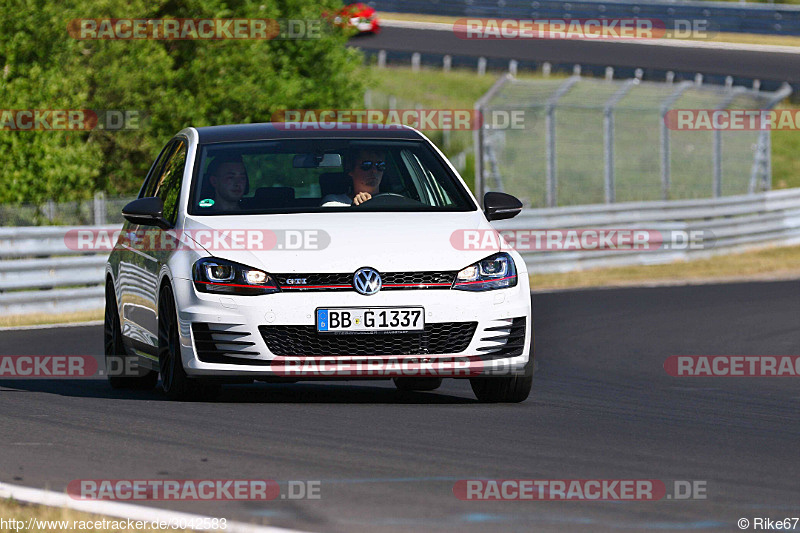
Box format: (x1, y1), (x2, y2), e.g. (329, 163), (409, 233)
(530, 244), (800, 291)
(0, 309), (103, 328)
(0, 499), (188, 533)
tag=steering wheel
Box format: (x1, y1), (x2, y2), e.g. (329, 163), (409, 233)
(370, 193), (406, 200)
(355, 193), (423, 208)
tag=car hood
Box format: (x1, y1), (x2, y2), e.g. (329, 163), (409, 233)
(182, 211), (505, 273)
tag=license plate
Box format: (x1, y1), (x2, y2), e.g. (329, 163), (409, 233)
(317, 307), (424, 334)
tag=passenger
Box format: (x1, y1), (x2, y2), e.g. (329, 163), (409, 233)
(321, 148), (386, 206)
(205, 155), (249, 212)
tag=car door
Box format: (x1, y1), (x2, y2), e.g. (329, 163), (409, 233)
(118, 139), (185, 358)
(139, 138), (189, 351)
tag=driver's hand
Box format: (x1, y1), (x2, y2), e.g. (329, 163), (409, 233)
(352, 192), (372, 205)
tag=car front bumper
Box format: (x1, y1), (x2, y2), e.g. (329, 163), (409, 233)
(171, 276), (532, 379)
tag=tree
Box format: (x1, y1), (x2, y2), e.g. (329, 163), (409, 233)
(0, 0), (365, 204)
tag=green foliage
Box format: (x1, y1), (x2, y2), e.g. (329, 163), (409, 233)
(0, 0), (364, 204)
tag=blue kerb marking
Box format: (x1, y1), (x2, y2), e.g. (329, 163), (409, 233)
(462, 513), (513, 523)
(641, 521), (727, 529)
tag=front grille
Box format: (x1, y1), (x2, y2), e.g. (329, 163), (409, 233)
(273, 273), (351, 290)
(382, 272), (456, 286)
(192, 323), (270, 365)
(273, 271), (456, 291)
(476, 317), (527, 357)
(259, 322), (477, 356)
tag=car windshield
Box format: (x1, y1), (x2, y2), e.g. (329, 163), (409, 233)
(189, 139), (476, 215)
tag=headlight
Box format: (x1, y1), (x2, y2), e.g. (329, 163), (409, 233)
(193, 258), (279, 296)
(452, 252), (517, 291)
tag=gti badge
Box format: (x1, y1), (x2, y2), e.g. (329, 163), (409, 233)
(353, 267), (382, 295)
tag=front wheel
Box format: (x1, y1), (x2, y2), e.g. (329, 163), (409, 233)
(469, 374), (532, 403)
(469, 353), (533, 403)
(158, 285), (220, 401)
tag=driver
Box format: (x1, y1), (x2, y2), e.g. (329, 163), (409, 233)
(207, 155), (249, 212)
(321, 148), (385, 206)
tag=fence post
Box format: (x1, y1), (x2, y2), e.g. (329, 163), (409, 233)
(508, 60), (518, 76)
(545, 76), (581, 207)
(377, 50), (386, 68)
(659, 81), (693, 200)
(603, 79), (637, 204)
(750, 82), (792, 192)
(443, 55), (452, 72)
(411, 52), (421, 72)
(93, 191), (106, 225)
(713, 87), (747, 198)
(477, 57), (487, 76)
(473, 74), (514, 205)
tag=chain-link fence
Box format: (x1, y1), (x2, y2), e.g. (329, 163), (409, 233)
(476, 75), (791, 207)
(0, 193), (134, 226)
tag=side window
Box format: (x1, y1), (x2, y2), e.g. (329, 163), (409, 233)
(153, 140), (187, 225)
(140, 141), (176, 199)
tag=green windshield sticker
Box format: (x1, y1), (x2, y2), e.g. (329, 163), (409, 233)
(199, 199), (215, 207)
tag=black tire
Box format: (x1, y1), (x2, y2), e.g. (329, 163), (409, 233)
(469, 354), (534, 403)
(393, 377), (443, 391)
(104, 281), (158, 390)
(158, 285), (220, 401)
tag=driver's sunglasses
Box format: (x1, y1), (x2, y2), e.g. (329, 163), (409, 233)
(359, 160), (386, 172)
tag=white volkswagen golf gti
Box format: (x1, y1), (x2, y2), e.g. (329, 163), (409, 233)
(105, 123), (533, 402)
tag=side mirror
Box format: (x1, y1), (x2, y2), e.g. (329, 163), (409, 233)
(122, 197), (170, 229)
(483, 192), (522, 221)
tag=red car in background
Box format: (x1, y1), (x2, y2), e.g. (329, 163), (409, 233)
(334, 3), (381, 34)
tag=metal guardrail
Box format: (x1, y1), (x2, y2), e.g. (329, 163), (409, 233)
(1, 189), (799, 315)
(0, 225), (120, 315)
(492, 188), (800, 273)
(372, 0), (800, 35)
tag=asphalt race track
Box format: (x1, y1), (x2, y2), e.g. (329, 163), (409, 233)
(349, 26), (800, 87)
(1, 281), (798, 532)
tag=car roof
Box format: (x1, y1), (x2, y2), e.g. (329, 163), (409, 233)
(194, 123), (426, 144)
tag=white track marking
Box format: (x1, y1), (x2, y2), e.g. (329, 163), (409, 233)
(0, 481), (312, 533)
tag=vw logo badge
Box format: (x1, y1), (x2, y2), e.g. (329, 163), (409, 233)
(353, 267), (382, 295)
